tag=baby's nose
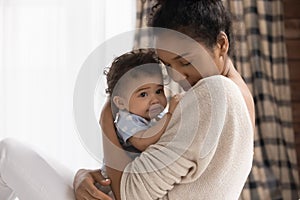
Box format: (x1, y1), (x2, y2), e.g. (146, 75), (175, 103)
(150, 95), (160, 104)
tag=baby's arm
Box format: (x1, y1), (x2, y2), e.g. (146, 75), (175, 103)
(128, 94), (181, 151)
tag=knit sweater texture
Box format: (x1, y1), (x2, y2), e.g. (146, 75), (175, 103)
(120, 75), (254, 200)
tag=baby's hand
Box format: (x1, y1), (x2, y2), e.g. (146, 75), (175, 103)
(168, 94), (182, 114)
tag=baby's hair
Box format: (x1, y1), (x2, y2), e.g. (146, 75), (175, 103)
(148, 0), (234, 55)
(104, 49), (162, 97)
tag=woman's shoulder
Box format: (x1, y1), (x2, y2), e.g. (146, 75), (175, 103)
(195, 75), (238, 89)
(193, 75), (254, 128)
(178, 75), (243, 119)
(188, 75), (242, 100)
(184, 75), (251, 120)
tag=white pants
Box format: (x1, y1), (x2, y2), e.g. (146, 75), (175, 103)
(0, 138), (75, 200)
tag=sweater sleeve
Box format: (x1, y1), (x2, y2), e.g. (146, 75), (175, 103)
(120, 77), (230, 200)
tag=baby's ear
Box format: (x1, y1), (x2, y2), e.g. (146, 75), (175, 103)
(113, 96), (126, 110)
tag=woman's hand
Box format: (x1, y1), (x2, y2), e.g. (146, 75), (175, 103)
(168, 94), (182, 114)
(73, 169), (112, 200)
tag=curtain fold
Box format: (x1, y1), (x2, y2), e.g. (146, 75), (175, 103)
(134, 0), (154, 48)
(136, 0), (299, 199)
(226, 0), (299, 199)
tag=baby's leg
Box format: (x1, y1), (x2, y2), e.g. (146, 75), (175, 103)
(0, 138), (75, 200)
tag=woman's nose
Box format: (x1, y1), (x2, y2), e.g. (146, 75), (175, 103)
(166, 66), (186, 83)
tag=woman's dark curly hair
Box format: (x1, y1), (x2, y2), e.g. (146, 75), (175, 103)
(148, 0), (234, 55)
(104, 49), (162, 97)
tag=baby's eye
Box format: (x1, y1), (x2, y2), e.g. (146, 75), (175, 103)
(139, 92), (148, 97)
(156, 89), (164, 94)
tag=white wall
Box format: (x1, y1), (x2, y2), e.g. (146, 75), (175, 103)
(0, 0), (136, 172)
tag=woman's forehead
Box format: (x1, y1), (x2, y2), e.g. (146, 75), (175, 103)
(155, 32), (205, 58)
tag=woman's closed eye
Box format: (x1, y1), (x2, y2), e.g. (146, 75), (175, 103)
(162, 60), (191, 67)
(180, 59), (192, 66)
(182, 62), (191, 66)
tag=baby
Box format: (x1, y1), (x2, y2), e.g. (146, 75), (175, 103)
(98, 49), (180, 196)
(105, 49), (180, 157)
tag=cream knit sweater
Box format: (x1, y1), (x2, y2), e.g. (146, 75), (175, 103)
(120, 75), (254, 200)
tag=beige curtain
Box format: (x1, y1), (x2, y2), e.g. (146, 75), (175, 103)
(136, 0), (299, 199)
(134, 0), (153, 48)
(226, 0), (299, 199)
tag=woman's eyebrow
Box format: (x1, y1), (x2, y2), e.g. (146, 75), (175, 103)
(172, 52), (191, 60)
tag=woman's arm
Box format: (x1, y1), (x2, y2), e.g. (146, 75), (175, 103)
(100, 101), (132, 200)
(102, 94), (196, 200)
(75, 90), (208, 200)
(73, 100), (129, 200)
(73, 101), (115, 200)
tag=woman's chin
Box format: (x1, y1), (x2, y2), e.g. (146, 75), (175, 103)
(177, 80), (192, 91)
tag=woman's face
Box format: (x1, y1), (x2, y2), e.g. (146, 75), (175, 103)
(156, 49), (202, 91)
(156, 31), (222, 91)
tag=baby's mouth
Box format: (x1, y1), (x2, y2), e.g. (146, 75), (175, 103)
(148, 104), (164, 119)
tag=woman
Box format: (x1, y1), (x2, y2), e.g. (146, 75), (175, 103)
(74, 0), (254, 199)
(0, 0), (254, 199)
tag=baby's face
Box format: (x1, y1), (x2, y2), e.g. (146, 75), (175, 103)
(125, 75), (167, 120)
